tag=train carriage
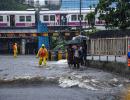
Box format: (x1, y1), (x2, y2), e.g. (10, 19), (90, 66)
(0, 11), (35, 27)
(39, 9), (95, 28)
(0, 9), (104, 28)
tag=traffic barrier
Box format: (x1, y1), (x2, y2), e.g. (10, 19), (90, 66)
(127, 52), (130, 67)
(58, 50), (62, 60)
(65, 51), (68, 59)
(48, 51), (67, 61)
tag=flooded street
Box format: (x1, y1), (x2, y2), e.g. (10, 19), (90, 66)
(0, 55), (129, 100)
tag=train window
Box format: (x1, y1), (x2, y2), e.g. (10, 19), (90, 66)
(26, 16), (31, 22)
(43, 15), (49, 21)
(19, 16), (25, 22)
(71, 15), (77, 21)
(0, 16), (3, 22)
(78, 15), (83, 21)
(50, 15), (55, 21)
(7, 16), (9, 22)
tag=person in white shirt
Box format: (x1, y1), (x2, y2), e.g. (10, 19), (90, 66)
(73, 45), (81, 69)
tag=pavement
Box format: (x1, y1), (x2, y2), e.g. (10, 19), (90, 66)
(0, 55), (129, 100)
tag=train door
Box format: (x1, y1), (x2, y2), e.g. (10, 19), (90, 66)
(10, 15), (15, 27)
(7, 15), (10, 27)
(60, 14), (67, 25)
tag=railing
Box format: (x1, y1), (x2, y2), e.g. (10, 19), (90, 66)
(89, 37), (128, 56)
(86, 55), (127, 63)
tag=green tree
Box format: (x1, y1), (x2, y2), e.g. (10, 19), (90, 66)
(0, 0), (30, 10)
(85, 12), (95, 29)
(96, 0), (130, 29)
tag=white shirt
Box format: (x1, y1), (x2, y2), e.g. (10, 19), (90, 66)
(74, 50), (79, 57)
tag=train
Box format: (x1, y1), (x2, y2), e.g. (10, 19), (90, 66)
(0, 9), (105, 28)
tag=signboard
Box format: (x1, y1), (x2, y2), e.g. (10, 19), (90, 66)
(7, 33), (14, 37)
(43, 33), (48, 36)
(32, 33), (37, 37)
(65, 33), (70, 36)
(53, 33), (58, 36)
(19, 33), (26, 37)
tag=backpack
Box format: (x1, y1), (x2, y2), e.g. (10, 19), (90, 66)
(39, 49), (46, 57)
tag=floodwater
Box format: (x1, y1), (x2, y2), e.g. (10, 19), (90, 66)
(0, 55), (129, 100)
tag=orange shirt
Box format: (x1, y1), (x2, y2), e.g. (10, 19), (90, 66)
(38, 47), (48, 58)
(13, 45), (17, 51)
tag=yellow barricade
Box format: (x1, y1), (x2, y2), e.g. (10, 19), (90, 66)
(58, 50), (62, 60)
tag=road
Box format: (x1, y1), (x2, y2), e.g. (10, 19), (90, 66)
(0, 55), (129, 100)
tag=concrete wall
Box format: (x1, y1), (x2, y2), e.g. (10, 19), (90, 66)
(86, 60), (130, 77)
(89, 37), (128, 55)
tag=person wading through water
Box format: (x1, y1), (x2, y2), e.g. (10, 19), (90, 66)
(13, 43), (18, 58)
(37, 44), (48, 66)
(67, 44), (74, 68)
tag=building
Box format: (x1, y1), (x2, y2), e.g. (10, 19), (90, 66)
(24, 0), (34, 5)
(24, 0), (40, 7)
(45, 0), (61, 10)
(44, 0), (99, 10)
(60, 0), (99, 10)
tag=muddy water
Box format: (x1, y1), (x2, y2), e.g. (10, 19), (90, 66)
(0, 55), (129, 100)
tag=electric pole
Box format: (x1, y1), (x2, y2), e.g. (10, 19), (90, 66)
(80, 0), (82, 35)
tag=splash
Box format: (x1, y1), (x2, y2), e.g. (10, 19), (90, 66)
(56, 60), (67, 64)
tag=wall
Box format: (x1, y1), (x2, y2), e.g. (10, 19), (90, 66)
(87, 60), (130, 77)
(90, 37), (128, 55)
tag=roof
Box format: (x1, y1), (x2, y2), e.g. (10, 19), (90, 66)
(89, 30), (130, 38)
(0, 11), (35, 15)
(40, 9), (95, 14)
(0, 9), (95, 15)
(0, 28), (37, 33)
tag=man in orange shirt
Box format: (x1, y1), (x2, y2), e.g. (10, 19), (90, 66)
(13, 43), (18, 58)
(37, 44), (48, 66)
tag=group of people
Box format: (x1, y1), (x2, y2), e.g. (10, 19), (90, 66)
(12, 41), (87, 68)
(67, 43), (87, 69)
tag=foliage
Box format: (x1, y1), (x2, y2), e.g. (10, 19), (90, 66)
(0, 0), (30, 10)
(51, 37), (58, 49)
(85, 12), (95, 29)
(53, 45), (65, 51)
(96, 0), (130, 29)
(53, 39), (67, 51)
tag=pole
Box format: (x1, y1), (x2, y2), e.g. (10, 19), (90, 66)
(80, 0), (82, 35)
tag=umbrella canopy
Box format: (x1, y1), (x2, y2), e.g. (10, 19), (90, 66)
(66, 39), (81, 45)
(66, 35), (89, 45)
(72, 35), (89, 41)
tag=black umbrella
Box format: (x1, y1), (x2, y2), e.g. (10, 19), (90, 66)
(66, 39), (81, 45)
(72, 35), (89, 41)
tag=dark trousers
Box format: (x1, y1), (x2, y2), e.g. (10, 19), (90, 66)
(83, 54), (87, 66)
(74, 57), (80, 69)
(67, 56), (74, 67)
